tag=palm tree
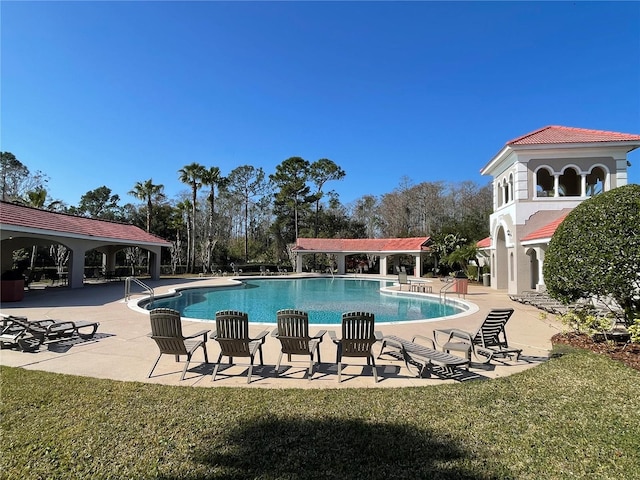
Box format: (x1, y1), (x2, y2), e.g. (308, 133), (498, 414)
(178, 163), (205, 273)
(174, 200), (192, 274)
(200, 166), (226, 272)
(128, 179), (165, 233)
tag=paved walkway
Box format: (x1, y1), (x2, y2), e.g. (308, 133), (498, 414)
(0, 275), (563, 389)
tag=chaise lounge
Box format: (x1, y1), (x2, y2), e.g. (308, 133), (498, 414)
(433, 308), (522, 363)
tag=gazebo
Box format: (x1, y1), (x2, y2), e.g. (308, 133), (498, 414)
(0, 201), (171, 289)
(292, 237), (431, 277)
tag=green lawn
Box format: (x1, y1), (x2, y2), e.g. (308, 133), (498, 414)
(2, 346), (639, 480)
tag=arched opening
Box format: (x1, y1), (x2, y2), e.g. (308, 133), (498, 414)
(527, 248), (539, 289)
(495, 226), (508, 289)
(508, 173), (514, 202)
(558, 167), (580, 196)
(586, 166), (606, 196)
(536, 167), (554, 197)
(503, 179), (510, 205)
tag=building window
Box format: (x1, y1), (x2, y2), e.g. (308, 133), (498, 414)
(535, 167), (554, 197)
(558, 167), (580, 196)
(586, 166), (606, 196)
(508, 173), (514, 202)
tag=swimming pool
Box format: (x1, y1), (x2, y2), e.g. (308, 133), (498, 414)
(144, 277), (472, 325)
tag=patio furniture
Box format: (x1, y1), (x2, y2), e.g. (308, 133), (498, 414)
(0, 315), (101, 351)
(272, 309), (326, 379)
(148, 308), (209, 381)
(398, 272), (410, 291)
(329, 312), (382, 383)
(433, 308), (521, 363)
(211, 310), (269, 383)
(378, 334), (470, 377)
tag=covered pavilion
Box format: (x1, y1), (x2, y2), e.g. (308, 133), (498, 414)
(292, 237), (431, 277)
(0, 201), (171, 289)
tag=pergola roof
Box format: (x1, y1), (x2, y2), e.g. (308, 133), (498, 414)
(0, 201), (170, 246)
(293, 237), (431, 254)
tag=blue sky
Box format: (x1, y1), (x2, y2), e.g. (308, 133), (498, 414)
(2, 1), (639, 208)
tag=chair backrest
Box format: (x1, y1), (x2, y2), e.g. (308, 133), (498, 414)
(215, 310), (252, 356)
(398, 272), (409, 285)
(341, 312), (376, 356)
(149, 308), (188, 355)
(276, 309), (310, 354)
(473, 308), (514, 347)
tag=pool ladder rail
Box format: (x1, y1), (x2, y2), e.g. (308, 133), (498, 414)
(124, 277), (154, 303)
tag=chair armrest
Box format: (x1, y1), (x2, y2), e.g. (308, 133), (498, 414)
(271, 328), (280, 338)
(328, 330), (338, 343)
(311, 329), (327, 340)
(446, 328), (473, 343)
(374, 331), (384, 341)
(411, 334), (436, 350)
(252, 330), (270, 343)
(209, 330), (217, 339)
(184, 329), (210, 340)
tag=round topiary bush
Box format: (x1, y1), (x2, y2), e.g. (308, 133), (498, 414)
(543, 184), (640, 326)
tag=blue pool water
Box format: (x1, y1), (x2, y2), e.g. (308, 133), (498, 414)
(146, 277), (463, 325)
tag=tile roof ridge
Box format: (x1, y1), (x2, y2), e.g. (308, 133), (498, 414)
(0, 200), (135, 227)
(506, 125), (553, 145)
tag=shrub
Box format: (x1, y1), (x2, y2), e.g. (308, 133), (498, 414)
(543, 184), (640, 326)
(556, 307), (613, 336)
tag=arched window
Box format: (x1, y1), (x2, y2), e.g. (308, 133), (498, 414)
(586, 166), (606, 196)
(558, 167), (580, 196)
(508, 173), (514, 202)
(503, 178), (510, 205)
(535, 167), (554, 197)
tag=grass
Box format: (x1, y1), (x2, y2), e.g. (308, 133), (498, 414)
(2, 347), (640, 480)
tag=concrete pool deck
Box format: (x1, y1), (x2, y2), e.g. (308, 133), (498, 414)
(0, 275), (564, 389)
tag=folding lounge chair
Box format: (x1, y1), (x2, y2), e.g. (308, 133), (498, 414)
(148, 308), (210, 380)
(0, 315), (100, 351)
(272, 309), (326, 379)
(211, 310), (269, 383)
(433, 308), (522, 363)
(329, 312), (382, 383)
(378, 334), (470, 377)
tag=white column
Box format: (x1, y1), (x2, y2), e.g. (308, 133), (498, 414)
(296, 253), (303, 273)
(336, 254), (346, 275)
(379, 256), (388, 276)
(414, 254), (421, 278)
(553, 175), (560, 197)
(580, 174), (587, 197)
(537, 248), (546, 290)
(68, 246), (87, 289)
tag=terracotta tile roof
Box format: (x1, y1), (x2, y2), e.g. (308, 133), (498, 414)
(476, 237), (491, 248)
(521, 214), (569, 242)
(0, 201), (171, 245)
(507, 125), (640, 146)
(294, 237), (430, 253)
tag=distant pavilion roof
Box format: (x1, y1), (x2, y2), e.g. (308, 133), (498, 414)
(293, 237), (431, 254)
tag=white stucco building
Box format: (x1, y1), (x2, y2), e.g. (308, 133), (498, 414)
(478, 125), (640, 294)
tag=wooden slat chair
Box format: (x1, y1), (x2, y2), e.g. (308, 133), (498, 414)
(272, 309), (326, 379)
(211, 310), (269, 383)
(433, 308), (522, 363)
(148, 308), (210, 380)
(329, 312), (382, 383)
